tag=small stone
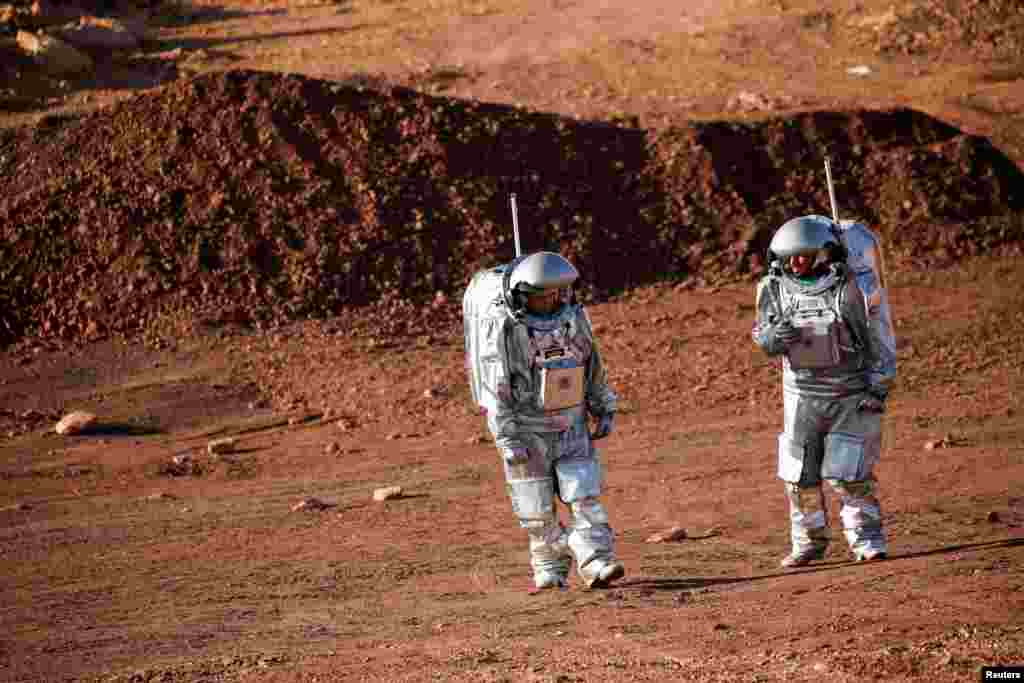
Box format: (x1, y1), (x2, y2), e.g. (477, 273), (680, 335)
(987, 511), (1001, 523)
(646, 526), (688, 543)
(924, 440), (939, 451)
(55, 411), (97, 435)
(146, 492), (177, 501)
(291, 497), (334, 512)
(207, 437), (236, 455)
(325, 442), (341, 455)
(289, 412), (323, 426)
(373, 486), (403, 502)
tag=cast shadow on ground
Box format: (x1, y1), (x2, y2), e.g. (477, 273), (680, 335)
(225, 446), (265, 455)
(43, 23), (378, 108)
(392, 493), (430, 501)
(620, 537), (1024, 592)
(74, 422), (163, 437)
(156, 5), (290, 29)
(160, 0), (353, 28)
(152, 24), (373, 53)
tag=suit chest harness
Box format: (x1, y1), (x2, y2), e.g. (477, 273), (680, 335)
(527, 321), (585, 412)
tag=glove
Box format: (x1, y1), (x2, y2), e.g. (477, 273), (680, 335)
(857, 387), (888, 414)
(774, 320), (802, 348)
(591, 413), (615, 440)
(501, 447), (530, 465)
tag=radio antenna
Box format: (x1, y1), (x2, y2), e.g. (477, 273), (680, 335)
(510, 193), (522, 257)
(824, 158), (840, 223)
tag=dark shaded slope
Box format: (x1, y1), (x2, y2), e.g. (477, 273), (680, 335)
(0, 70), (1021, 347)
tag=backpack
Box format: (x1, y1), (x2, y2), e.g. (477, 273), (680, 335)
(836, 219), (889, 313)
(462, 261), (516, 414)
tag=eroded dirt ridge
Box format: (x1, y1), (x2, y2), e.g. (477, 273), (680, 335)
(1, 69), (1022, 348)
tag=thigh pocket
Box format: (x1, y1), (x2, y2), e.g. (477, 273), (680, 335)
(822, 432), (866, 481)
(555, 455), (602, 503)
(777, 433), (806, 483)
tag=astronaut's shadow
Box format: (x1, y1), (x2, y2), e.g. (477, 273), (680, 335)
(618, 537), (1024, 592)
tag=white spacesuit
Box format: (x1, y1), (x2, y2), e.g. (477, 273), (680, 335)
(752, 215), (897, 567)
(463, 251), (624, 589)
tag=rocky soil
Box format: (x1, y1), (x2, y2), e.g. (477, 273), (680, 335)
(1, 0), (1022, 681)
(2, 70), (1021, 352)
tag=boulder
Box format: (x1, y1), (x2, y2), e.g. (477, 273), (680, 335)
(53, 16), (141, 52)
(16, 30), (92, 75)
(373, 486), (403, 502)
(54, 411), (97, 435)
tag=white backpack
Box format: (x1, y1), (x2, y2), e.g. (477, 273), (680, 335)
(462, 262), (516, 414)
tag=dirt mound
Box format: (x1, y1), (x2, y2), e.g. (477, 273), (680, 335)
(854, 0), (1024, 59)
(1, 69), (1022, 348)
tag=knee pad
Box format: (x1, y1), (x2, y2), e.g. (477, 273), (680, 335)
(507, 476), (556, 527)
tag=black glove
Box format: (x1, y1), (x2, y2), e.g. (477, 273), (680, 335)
(857, 387), (888, 414)
(774, 320), (802, 348)
(591, 413), (615, 440)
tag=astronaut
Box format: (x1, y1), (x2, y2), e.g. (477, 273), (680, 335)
(752, 215), (897, 567)
(464, 251), (624, 590)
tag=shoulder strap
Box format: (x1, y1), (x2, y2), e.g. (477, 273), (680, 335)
(767, 276), (786, 321)
(834, 273), (866, 352)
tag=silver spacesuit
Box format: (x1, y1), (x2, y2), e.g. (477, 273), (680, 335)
(463, 251), (624, 589)
(752, 215), (897, 567)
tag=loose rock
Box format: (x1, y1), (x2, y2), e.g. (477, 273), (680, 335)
(207, 437), (236, 455)
(646, 526), (688, 543)
(55, 411), (97, 435)
(291, 497), (335, 512)
(373, 486), (403, 502)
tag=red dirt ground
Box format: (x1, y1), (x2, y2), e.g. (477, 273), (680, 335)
(1, 0), (1023, 681)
